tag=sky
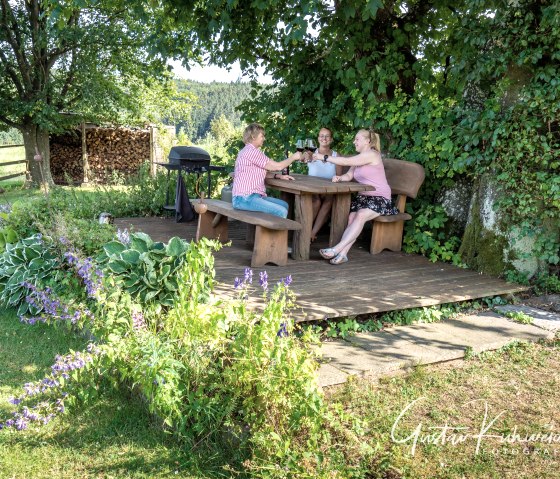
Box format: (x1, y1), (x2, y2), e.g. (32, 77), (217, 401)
(169, 60), (273, 84)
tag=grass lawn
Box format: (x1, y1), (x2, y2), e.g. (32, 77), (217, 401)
(327, 337), (560, 478)
(2, 304), (559, 478)
(0, 308), (234, 479)
(0, 146), (26, 188)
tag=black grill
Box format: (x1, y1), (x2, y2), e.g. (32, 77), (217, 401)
(168, 146), (211, 171)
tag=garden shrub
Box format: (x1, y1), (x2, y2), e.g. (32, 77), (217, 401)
(97, 232), (202, 306)
(402, 203), (462, 264)
(0, 234), (63, 316)
(0, 205), (18, 253)
(2, 236), (370, 477)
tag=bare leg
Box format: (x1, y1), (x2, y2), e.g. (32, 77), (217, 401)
(312, 195), (321, 220)
(331, 209), (379, 257)
(311, 195), (334, 240)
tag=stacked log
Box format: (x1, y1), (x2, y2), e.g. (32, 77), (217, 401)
(86, 128), (150, 182)
(50, 126), (151, 184)
(50, 132), (83, 184)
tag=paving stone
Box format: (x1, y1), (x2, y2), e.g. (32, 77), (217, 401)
(317, 363), (349, 388)
(525, 295), (560, 313)
(317, 310), (553, 386)
(318, 339), (411, 377)
(345, 331), (439, 366)
(384, 322), (478, 361)
(495, 305), (560, 331)
(396, 312), (550, 352)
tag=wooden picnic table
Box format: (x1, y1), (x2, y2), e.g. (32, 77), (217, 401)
(265, 173), (374, 260)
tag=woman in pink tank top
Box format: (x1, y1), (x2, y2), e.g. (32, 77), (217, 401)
(311, 128), (398, 264)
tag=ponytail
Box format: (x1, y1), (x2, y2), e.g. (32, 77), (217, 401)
(368, 128), (381, 152)
(357, 128), (381, 152)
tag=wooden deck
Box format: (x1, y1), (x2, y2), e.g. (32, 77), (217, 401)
(116, 216), (527, 321)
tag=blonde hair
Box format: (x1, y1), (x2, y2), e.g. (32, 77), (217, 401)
(357, 128), (381, 152)
(243, 123), (265, 143)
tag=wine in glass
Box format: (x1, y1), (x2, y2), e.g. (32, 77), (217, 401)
(305, 138), (317, 152)
(295, 139), (305, 153)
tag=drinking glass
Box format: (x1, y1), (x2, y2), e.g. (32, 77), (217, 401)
(305, 139), (317, 152)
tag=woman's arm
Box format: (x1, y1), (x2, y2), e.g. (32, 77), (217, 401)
(313, 150), (378, 167)
(332, 166), (355, 182)
(263, 152), (302, 171)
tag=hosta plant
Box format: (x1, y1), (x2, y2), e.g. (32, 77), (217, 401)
(0, 234), (62, 316)
(97, 232), (193, 306)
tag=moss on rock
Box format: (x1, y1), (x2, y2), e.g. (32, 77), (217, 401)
(458, 178), (512, 276)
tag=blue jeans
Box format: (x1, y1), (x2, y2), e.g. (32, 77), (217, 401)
(232, 194), (289, 218)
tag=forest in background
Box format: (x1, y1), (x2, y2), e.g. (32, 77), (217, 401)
(0, 79), (253, 146)
(174, 79), (253, 141)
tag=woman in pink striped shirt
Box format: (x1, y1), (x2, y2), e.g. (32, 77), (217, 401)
(232, 123), (303, 218)
(311, 128), (398, 264)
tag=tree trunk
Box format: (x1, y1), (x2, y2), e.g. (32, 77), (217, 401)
(21, 123), (54, 187)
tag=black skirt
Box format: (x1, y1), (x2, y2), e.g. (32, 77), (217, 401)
(350, 194), (399, 215)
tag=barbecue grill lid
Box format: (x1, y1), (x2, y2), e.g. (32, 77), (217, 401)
(168, 146), (211, 161)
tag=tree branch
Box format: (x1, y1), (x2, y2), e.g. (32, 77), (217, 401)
(0, 113), (19, 129)
(0, 0), (32, 89)
(58, 50), (77, 104)
(0, 48), (25, 96)
(46, 10), (80, 63)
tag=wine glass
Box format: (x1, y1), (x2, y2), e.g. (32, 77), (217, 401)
(305, 138), (317, 152)
(295, 139), (305, 153)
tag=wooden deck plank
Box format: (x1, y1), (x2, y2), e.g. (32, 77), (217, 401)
(116, 216), (527, 321)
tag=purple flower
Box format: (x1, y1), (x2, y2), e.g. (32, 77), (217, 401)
(259, 271), (268, 291)
(282, 275), (292, 287)
(62, 244), (103, 297)
(132, 311), (146, 330)
(233, 277), (242, 289)
(14, 418), (28, 430)
(8, 397), (21, 405)
(277, 322), (289, 338)
(116, 228), (131, 245)
(0, 203), (12, 214)
(244, 267), (253, 284)
(21, 284), (92, 327)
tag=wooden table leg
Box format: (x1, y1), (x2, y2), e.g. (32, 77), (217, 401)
(280, 191), (294, 219)
(280, 191), (295, 245)
(292, 193), (312, 260)
(330, 193), (351, 246)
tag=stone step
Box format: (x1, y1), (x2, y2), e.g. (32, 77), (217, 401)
(317, 307), (554, 388)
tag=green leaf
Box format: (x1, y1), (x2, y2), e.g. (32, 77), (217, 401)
(166, 237), (188, 257)
(28, 257), (46, 270)
(131, 233), (153, 252)
(144, 290), (159, 302)
(120, 250), (141, 264)
(104, 241), (127, 256)
(17, 301), (29, 316)
(107, 260), (129, 274)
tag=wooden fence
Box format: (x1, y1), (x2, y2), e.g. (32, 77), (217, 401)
(0, 144), (26, 181)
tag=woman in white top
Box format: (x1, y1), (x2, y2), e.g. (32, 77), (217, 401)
(306, 127), (343, 241)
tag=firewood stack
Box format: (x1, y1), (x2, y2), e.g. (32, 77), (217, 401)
(50, 132), (83, 184)
(86, 128), (150, 182)
(50, 127), (151, 184)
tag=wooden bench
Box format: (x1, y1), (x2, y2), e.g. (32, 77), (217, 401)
(195, 199), (302, 267)
(369, 158), (425, 254)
